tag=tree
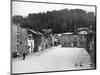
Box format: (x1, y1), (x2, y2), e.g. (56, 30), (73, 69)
(12, 15), (24, 25)
(13, 8), (95, 33)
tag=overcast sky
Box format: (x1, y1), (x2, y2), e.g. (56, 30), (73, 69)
(12, 1), (95, 17)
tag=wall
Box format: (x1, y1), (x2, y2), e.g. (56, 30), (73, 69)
(11, 24), (28, 56)
(20, 28), (28, 54)
(11, 24), (20, 53)
(61, 34), (86, 47)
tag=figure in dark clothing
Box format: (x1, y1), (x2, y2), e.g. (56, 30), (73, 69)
(23, 52), (26, 60)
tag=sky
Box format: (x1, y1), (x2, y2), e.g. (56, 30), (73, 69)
(12, 1), (95, 17)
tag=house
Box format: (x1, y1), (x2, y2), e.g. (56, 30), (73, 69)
(61, 32), (87, 48)
(11, 24), (20, 57)
(12, 24), (54, 58)
(28, 29), (45, 52)
(27, 34), (34, 53)
(20, 27), (28, 54)
(42, 29), (53, 48)
(11, 24), (28, 57)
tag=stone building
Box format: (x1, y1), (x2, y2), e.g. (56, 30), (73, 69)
(11, 24), (28, 57)
(61, 33), (87, 48)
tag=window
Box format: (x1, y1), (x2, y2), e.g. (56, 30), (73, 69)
(17, 31), (19, 33)
(16, 44), (20, 51)
(17, 39), (20, 42)
(25, 37), (27, 43)
(17, 26), (20, 30)
(25, 45), (28, 50)
(17, 34), (20, 39)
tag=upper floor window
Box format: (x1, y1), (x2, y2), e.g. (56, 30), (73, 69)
(17, 34), (20, 40)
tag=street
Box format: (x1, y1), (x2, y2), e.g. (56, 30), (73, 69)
(12, 46), (92, 74)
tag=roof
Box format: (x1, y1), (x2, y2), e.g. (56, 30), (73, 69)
(28, 29), (43, 35)
(77, 27), (88, 31)
(42, 29), (52, 33)
(78, 31), (87, 34)
(37, 31), (44, 35)
(62, 32), (73, 35)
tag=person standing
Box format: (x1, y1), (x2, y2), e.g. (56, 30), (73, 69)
(23, 52), (26, 60)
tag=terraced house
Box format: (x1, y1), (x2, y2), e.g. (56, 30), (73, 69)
(11, 24), (28, 57)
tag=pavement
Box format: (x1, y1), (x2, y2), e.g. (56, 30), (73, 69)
(12, 46), (93, 74)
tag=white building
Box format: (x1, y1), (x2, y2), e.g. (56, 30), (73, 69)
(27, 34), (34, 53)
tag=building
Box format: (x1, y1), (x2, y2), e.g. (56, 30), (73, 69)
(12, 25), (55, 58)
(11, 24), (20, 57)
(61, 32), (87, 48)
(20, 27), (28, 54)
(42, 29), (53, 48)
(11, 24), (28, 57)
(28, 29), (45, 52)
(85, 28), (96, 68)
(77, 27), (96, 68)
(27, 34), (34, 53)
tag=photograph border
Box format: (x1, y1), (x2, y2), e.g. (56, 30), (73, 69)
(11, 0), (97, 75)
